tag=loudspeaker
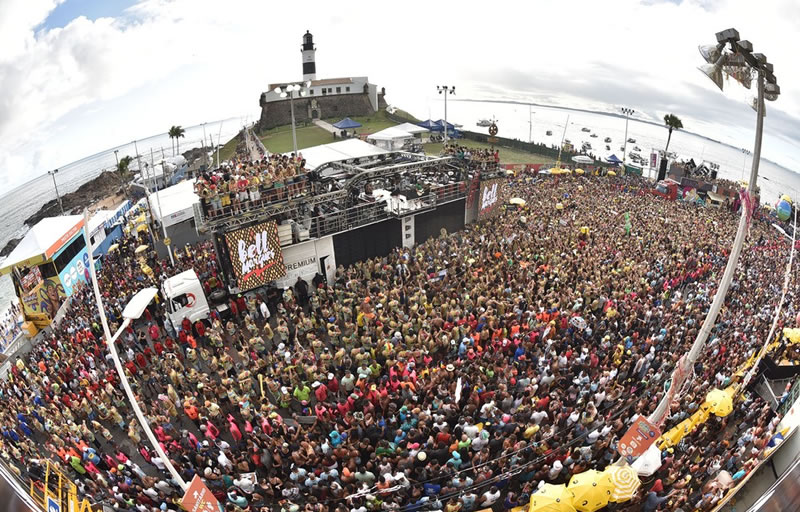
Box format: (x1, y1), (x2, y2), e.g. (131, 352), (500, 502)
(657, 160), (668, 181)
(711, 170), (718, 180)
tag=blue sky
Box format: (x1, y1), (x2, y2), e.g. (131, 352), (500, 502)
(40, 0), (135, 30)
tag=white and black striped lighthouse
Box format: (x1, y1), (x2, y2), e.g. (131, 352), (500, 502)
(301, 30), (316, 81)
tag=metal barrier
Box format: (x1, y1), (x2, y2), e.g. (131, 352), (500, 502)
(778, 376), (800, 417)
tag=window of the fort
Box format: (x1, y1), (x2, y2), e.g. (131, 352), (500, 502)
(336, 87), (341, 93)
(322, 89), (326, 95)
(346, 86), (350, 92)
(309, 89), (314, 95)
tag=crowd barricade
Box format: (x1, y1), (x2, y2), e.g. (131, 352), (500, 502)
(200, 174), (311, 220)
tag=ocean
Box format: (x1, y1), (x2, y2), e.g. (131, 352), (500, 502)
(1, 101), (798, 313)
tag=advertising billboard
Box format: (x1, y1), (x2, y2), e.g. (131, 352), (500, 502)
(224, 220), (286, 291)
(21, 277), (67, 329)
(478, 178), (505, 219)
(58, 247), (90, 296)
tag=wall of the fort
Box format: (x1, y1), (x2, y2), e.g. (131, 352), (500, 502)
(256, 90), (387, 132)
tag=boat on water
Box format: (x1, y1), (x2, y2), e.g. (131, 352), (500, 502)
(477, 119), (491, 127)
(604, 137), (612, 143)
(605, 145), (611, 150)
(582, 142), (592, 151)
(619, 146), (625, 151)
(627, 138), (636, 143)
(590, 133), (598, 138)
(581, 127), (591, 132)
(633, 146), (641, 152)
(546, 130), (553, 136)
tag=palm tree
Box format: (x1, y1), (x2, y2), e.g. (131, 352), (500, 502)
(663, 114), (683, 154)
(117, 155), (133, 179)
(168, 125), (186, 156)
(658, 114), (683, 181)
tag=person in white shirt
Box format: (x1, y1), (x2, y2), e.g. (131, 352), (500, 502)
(259, 301), (270, 321)
(480, 486), (501, 506)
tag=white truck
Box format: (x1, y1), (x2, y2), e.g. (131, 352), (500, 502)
(162, 269), (212, 326)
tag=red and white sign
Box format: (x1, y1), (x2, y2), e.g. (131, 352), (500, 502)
(182, 476), (221, 512)
(617, 415), (661, 463)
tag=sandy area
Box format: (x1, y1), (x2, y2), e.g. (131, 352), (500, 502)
(89, 192), (127, 213)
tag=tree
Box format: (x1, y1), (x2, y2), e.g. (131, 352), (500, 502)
(117, 155), (133, 179)
(658, 114), (683, 181)
(168, 125), (186, 156)
(663, 114), (683, 154)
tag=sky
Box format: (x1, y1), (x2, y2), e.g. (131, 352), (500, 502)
(1, 0), (799, 190)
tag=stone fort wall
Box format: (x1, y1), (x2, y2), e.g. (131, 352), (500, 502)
(256, 91), (387, 132)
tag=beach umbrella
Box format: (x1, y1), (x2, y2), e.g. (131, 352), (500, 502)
(706, 388), (734, 417)
(135, 245), (149, 254)
(781, 194), (792, 204)
(607, 171), (617, 177)
(574, 169), (585, 175)
(509, 197), (527, 206)
(107, 244), (119, 253)
(528, 484), (575, 512)
(556, 203), (564, 210)
(631, 444), (662, 476)
(604, 464), (641, 503)
(567, 470), (613, 512)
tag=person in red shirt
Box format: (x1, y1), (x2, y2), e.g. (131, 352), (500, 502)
(313, 382), (328, 403)
(148, 323), (160, 342)
(181, 318), (192, 334)
(124, 360), (137, 377)
(135, 352), (147, 370)
(194, 320), (206, 339)
(153, 341), (164, 356)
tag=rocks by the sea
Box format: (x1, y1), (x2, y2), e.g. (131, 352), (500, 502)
(24, 171), (126, 227)
(0, 238), (22, 258)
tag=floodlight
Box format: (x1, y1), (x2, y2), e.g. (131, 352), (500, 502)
(280, 92), (287, 98)
(736, 40), (753, 53)
(765, 83), (780, 101)
(274, 86), (282, 94)
(698, 54), (726, 91)
(300, 91), (307, 97)
(752, 53), (767, 64)
(305, 80), (312, 88)
(715, 28), (740, 43)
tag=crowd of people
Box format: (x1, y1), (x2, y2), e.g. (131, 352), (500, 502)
(0, 300), (23, 351)
(0, 170), (796, 512)
(195, 131), (308, 218)
(440, 144), (499, 167)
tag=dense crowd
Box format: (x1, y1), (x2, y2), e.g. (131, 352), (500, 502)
(0, 172), (796, 512)
(0, 300), (23, 350)
(440, 144), (499, 166)
(195, 133), (308, 218)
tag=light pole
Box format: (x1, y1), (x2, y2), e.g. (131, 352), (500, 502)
(741, 148), (751, 181)
(114, 149), (120, 169)
(647, 28), (780, 428)
(620, 107), (634, 167)
(274, 81), (311, 154)
(82, 209), (188, 491)
(48, 169), (64, 216)
(528, 106), (535, 144)
(437, 85), (455, 143)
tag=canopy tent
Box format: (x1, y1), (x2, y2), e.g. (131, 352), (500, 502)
(0, 215), (85, 275)
(368, 127), (416, 151)
(434, 119), (456, 131)
(332, 117), (362, 130)
(571, 155), (594, 164)
(295, 139), (389, 172)
(418, 119), (440, 131)
(606, 154), (623, 165)
(394, 122), (429, 135)
(149, 180), (199, 228)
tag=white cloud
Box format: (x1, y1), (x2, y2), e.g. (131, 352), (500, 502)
(0, 0), (798, 189)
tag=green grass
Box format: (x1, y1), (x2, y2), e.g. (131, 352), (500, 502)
(218, 135), (240, 163)
(424, 140), (556, 165)
(324, 109), (400, 136)
(257, 124), (333, 154)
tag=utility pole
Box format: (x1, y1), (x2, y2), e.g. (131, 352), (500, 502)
(48, 169), (64, 215)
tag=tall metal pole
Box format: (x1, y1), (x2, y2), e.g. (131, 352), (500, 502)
(157, 160), (175, 266)
(82, 210), (187, 491)
(289, 91), (298, 154)
(114, 150), (120, 168)
(648, 70), (766, 426)
(444, 91), (449, 143)
(49, 170), (64, 215)
(216, 120), (224, 169)
(202, 123), (208, 170)
(529, 106), (534, 144)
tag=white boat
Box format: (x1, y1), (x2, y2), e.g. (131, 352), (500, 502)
(477, 119), (491, 127)
(546, 130), (553, 136)
(633, 146), (641, 151)
(590, 133), (598, 138)
(581, 127), (591, 132)
(605, 145), (611, 150)
(604, 137), (612, 143)
(627, 138), (636, 143)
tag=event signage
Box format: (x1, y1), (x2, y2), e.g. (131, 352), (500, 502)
(21, 277), (67, 329)
(650, 152), (658, 168)
(58, 247), (90, 296)
(181, 475), (222, 512)
(224, 220), (286, 291)
(478, 178), (505, 219)
(617, 415), (661, 463)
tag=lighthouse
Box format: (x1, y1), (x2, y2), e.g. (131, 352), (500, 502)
(301, 30), (316, 81)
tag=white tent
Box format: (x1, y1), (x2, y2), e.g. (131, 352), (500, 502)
(148, 180), (199, 228)
(0, 215), (85, 275)
(295, 139), (389, 171)
(367, 127), (415, 150)
(394, 122), (430, 135)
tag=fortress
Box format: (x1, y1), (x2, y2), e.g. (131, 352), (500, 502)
(255, 31), (387, 132)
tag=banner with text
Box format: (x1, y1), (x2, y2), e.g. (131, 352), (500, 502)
(478, 178), (506, 219)
(224, 220), (286, 291)
(58, 247), (90, 296)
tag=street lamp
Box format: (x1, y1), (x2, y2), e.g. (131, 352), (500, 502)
(528, 106), (535, 144)
(48, 169), (64, 216)
(437, 85), (455, 143)
(741, 148), (751, 180)
(647, 28), (780, 427)
(620, 107), (634, 166)
(82, 210), (188, 491)
(274, 81), (311, 154)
